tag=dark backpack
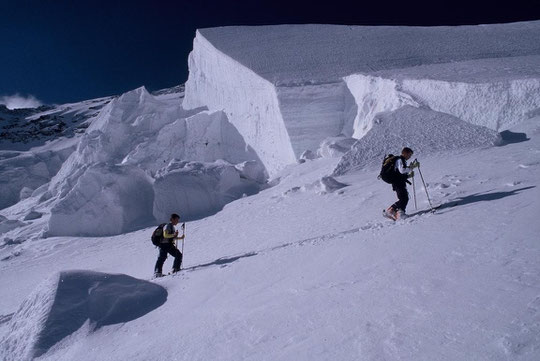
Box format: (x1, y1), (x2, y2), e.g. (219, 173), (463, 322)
(151, 223), (167, 246)
(378, 154), (401, 184)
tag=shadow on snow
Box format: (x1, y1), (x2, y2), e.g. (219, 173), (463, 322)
(184, 252), (258, 272)
(410, 186), (536, 216)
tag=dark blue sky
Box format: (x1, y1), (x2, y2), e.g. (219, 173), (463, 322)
(1, 0), (538, 105)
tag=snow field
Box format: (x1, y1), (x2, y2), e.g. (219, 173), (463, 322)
(198, 23), (540, 84)
(1, 118), (539, 360)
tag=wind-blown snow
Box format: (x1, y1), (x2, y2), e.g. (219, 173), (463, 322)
(0, 94), (42, 110)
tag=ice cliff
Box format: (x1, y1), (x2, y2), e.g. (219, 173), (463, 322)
(184, 22), (540, 175)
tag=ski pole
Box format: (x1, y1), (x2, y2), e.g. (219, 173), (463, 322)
(416, 163), (435, 212)
(412, 172), (418, 210)
(180, 222), (185, 270)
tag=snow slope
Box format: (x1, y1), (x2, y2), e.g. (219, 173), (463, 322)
(0, 118), (539, 360)
(184, 22), (540, 174)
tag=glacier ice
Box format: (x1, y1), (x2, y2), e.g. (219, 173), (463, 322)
(184, 23), (540, 174)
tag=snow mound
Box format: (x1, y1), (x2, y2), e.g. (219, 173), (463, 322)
(121, 109), (261, 173)
(318, 176), (348, 193)
(0, 270), (167, 361)
(153, 160), (263, 222)
(333, 106), (501, 175)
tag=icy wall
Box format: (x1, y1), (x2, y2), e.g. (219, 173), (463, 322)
(346, 56), (540, 138)
(184, 33), (296, 177)
(184, 22), (540, 174)
(184, 31), (361, 176)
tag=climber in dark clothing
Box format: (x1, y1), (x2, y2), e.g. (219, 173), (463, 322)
(384, 147), (419, 220)
(154, 213), (184, 277)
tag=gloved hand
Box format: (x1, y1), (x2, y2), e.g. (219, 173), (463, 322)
(408, 171), (415, 178)
(410, 160), (420, 169)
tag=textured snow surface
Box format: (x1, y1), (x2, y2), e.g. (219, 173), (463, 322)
(0, 139), (76, 210)
(0, 271), (166, 361)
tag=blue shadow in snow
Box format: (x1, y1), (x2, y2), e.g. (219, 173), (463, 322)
(498, 130), (530, 146)
(184, 252), (258, 272)
(411, 186), (537, 216)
